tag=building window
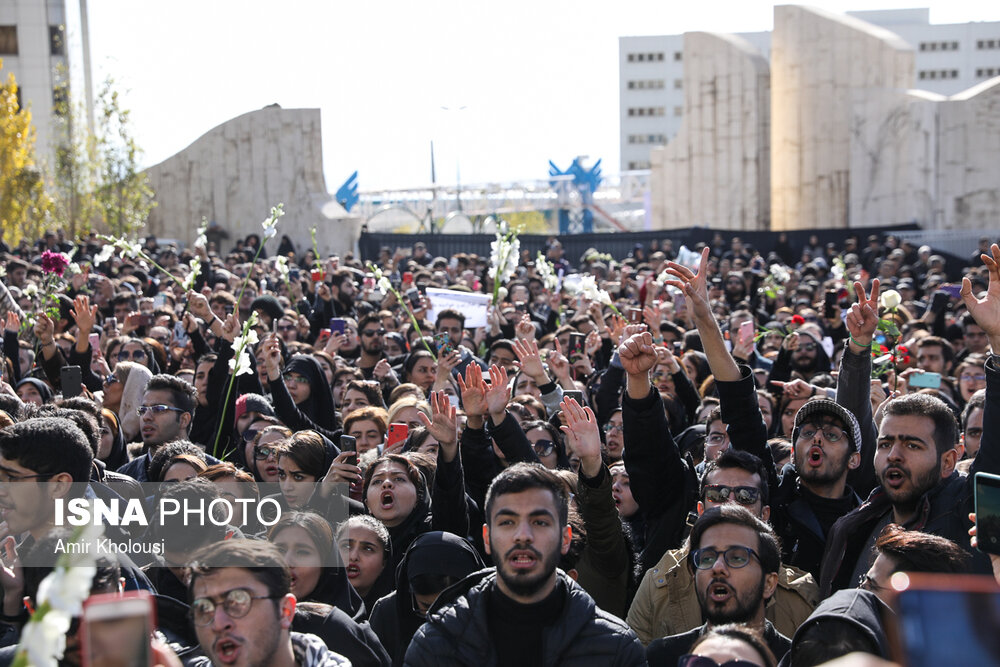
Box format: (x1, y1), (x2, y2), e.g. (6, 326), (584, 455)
(0, 26), (17, 55)
(627, 54), (635, 62)
(674, 78), (683, 89)
(674, 51), (682, 61)
(673, 106), (683, 117)
(656, 52), (664, 61)
(49, 25), (65, 56)
(951, 41), (959, 50)
(628, 108), (635, 116)
(52, 84), (68, 114)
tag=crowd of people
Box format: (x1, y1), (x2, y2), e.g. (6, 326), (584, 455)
(0, 225), (996, 666)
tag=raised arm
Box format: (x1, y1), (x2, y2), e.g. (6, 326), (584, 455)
(839, 278), (881, 496)
(964, 244), (1000, 478)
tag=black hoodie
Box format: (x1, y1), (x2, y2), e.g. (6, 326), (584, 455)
(778, 588), (890, 666)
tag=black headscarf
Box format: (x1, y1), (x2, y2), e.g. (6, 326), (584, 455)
(15, 377), (53, 405)
(284, 355), (337, 432)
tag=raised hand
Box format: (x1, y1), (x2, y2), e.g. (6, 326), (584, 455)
(34, 312), (55, 345)
(618, 330), (657, 378)
(484, 364), (511, 422)
(70, 295), (98, 335)
(186, 290), (214, 322)
(220, 313), (241, 343)
(962, 243), (1000, 351)
(846, 278), (881, 349)
(261, 334), (283, 379)
(373, 358), (395, 382)
(514, 314), (536, 342)
(662, 246), (712, 321)
(559, 396), (602, 478)
(512, 338), (549, 384)
(771, 379), (815, 401)
(3, 312), (19, 335)
(548, 341), (574, 386)
(418, 391), (459, 460)
(457, 363), (488, 417)
(322, 452), (363, 492)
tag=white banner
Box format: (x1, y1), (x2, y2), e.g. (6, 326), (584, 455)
(425, 288), (492, 328)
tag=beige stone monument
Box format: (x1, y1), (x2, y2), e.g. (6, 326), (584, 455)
(650, 31), (771, 231)
(143, 106), (360, 256)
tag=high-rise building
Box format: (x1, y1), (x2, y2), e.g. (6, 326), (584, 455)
(0, 0), (94, 171)
(620, 8), (1000, 172)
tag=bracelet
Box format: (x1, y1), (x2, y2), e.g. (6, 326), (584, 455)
(848, 334), (873, 349)
(41, 340), (55, 347)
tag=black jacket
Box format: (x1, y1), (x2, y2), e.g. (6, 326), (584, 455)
(403, 569), (645, 666)
(778, 588), (889, 667)
(621, 387), (700, 573)
(820, 355), (1000, 595)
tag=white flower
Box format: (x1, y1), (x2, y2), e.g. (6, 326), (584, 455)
(497, 286), (508, 302)
(229, 349), (253, 376)
(275, 256), (290, 282)
(231, 328), (259, 356)
(880, 290), (901, 310)
(831, 261), (845, 280)
(536, 253), (559, 292)
(114, 238), (142, 260)
(194, 219), (209, 250)
(262, 204), (284, 240)
(769, 264), (791, 284)
(37, 565), (96, 618)
(0, 265), (5, 278)
(182, 258), (201, 291)
(488, 232), (519, 286)
(94, 244), (115, 265)
(19, 608), (70, 667)
(23, 284), (38, 299)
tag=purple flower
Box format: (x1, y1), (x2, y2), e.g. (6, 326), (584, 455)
(40, 251), (70, 276)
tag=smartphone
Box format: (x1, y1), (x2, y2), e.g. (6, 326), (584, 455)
(824, 290), (838, 319)
(82, 591), (154, 667)
(435, 332), (454, 356)
(386, 423), (409, 450)
(909, 371), (942, 389)
(564, 390), (585, 405)
(406, 287), (421, 309)
(88, 333), (101, 352)
(628, 307), (643, 324)
(135, 314), (152, 327)
(61, 365), (83, 399)
(514, 302), (528, 315)
(339, 434), (356, 453)
(105, 317), (118, 332)
(329, 318), (347, 335)
(887, 572), (1000, 667)
(402, 271), (414, 285)
(289, 268), (301, 281)
(975, 472), (1000, 556)
(738, 320), (755, 346)
(930, 290), (950, 313)
(568, 332), (586, 361)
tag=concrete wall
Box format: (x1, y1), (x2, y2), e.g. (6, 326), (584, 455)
(770, 5), (914, 230)
(650, 31), (770, 231)
(144, 106), (360, 256)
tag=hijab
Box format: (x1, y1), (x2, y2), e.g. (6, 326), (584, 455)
(284, 355), (337, 431)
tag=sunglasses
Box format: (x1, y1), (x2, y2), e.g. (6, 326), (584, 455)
(254, 445), (279, 460)
(678, 655), (762, 667)
(117, 349), (147, 361)
(797, 342), (817, 351)
(362, 329), (386, 337)
(103, 374), (120, 387)
(136, 404), (186, 417)
(702, 484), (760, 506)
(603, 423), (624, 434)
(532, 439), (556, 457)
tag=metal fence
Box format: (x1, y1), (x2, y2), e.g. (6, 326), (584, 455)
(358, 224), (926, 265)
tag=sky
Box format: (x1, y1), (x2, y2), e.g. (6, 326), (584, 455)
(86, 1), (1000, 193)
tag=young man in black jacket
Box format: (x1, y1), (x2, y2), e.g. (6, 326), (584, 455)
(404, 463), (644, 666)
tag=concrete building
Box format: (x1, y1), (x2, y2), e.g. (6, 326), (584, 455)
(647, 4), (1000, 233)
(0, 0), (93, 170)
(621, 7), (1000, 171)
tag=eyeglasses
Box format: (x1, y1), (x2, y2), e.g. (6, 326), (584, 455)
(282, 373), (307, 385)
(103, 374), (120, 387)
(190, 588), (280, 626)
(797, 342), (818, 351)
(242, 429), (261, 442)
(362, 328), (386, 337)
(799, 424), (844, 443)
(0, 469), (52, 484)
(253, 445), (279, 460)
(960, 373), (987, 382)
(136, 404), (186, 417)
(117, 349), (147, 361)
(651, 371), (673, 381)
(603, 423), (624, 434)
(703, 485), (760, 506)
(678, 655), (762, 667)
(277, 324), (296, 332)
(691, 545), (760, 570)
(532, 439), (556, 457)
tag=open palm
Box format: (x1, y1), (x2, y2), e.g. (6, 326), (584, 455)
(962, 243), (1000, 346)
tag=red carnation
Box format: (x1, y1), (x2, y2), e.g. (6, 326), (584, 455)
(791, 315), (805, 326)
(40, 250), (70, 276)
